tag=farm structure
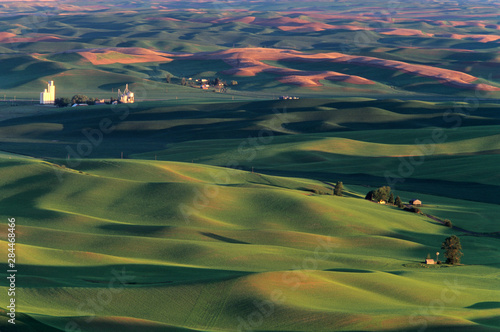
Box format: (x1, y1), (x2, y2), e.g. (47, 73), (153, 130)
(40, 81), (55, 104)
(410, 199), (422, 206)
(118, 84), (135, 103)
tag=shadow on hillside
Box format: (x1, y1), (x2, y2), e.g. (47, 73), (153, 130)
(467, 301), (500, 310)
(99, 224), (174, 236)
(324, 268), (373, 273)
(0, 174), (61, 221)
(16, 263), (252, 288)
(200, 232), (250, 244)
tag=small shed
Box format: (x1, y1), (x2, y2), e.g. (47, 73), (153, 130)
(410, 199), (422, 206)
(425, 258), (435, 265)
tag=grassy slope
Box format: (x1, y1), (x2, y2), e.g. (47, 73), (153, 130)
(0, 2), (499, 328)
(0, 98), (499, 201)
(0, 155), (499, 331)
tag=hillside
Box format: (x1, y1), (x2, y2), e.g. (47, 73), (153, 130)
(0, 156), (499, 331)
(1, 0), (500, 331)
(1, 0), (500, 98)
(0, 97), (499, 331)
(0, 98), (499, 202)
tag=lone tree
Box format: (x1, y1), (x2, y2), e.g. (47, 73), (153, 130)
(441, 235), (463, 265)
(334, 181), (343, 196)
(394, 196), (403, 208)
(166, 74), (171, 84)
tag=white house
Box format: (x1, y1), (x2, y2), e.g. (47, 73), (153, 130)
(40, 81), (55, 104)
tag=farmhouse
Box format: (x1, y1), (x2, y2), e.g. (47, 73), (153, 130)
(425, 258), (435, 264)
(40, 81), (55, 105)
(410, 199), (422, 206)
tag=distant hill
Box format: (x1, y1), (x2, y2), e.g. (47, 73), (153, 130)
(0, 0), (500, 98)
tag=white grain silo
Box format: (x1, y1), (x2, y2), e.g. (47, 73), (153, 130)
(40, 81), (55, 104)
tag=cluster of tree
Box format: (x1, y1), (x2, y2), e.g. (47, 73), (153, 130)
(55, 95), (115, 107)
(404, 206), (421, 214)
(365, 186), (403, 207)
(54, 97), (71, 107)
(70, 95), (98, 105)
(55, 95), (97, 107)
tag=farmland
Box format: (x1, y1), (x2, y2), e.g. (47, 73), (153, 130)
(0, 0), (499, 331)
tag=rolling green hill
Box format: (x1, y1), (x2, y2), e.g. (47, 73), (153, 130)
(1, 0), (500, 99)
(1, 98), (499, 202)
(0, 97), (499, 331)
(0, 156), (499, 331)
(1, 0), (500, 331)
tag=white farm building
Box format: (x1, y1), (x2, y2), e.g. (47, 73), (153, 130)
(40, 81), (55, 105)
(118, 84), (134, 104)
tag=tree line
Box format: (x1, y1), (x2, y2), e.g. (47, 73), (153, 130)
(54, 95), (118, 107)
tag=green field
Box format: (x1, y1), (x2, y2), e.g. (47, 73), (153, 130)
(0, 96), (499, 331)
(1, 0), (500, 331)
(1, 0), (500, 99)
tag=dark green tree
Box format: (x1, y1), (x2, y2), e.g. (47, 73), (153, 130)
(388, 192), (395, 205)
(334, 181), (343, 196)
(372, 186), (391, 202)
(166, 74), (171, 84)
(394, 196), (403, 208)
(365, 190), (374, 200)
(441, 235), (463, 264)
(71, 94), (89, 105)
(54, 97), (70, 107)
